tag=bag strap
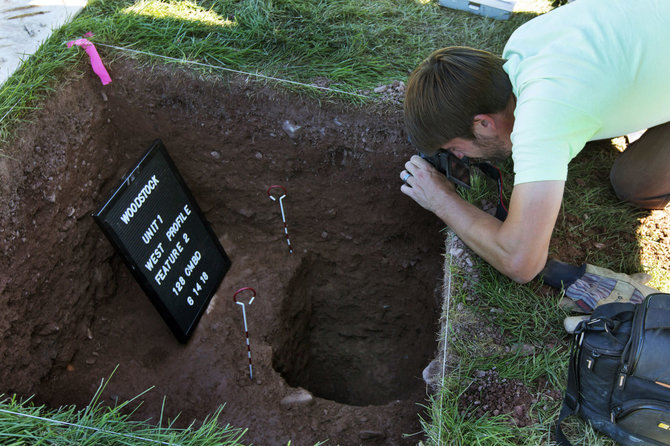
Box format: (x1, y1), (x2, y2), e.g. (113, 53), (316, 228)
(555, 334), (581, 446)
(555, 402), (577, 446)
(474, 162), (508, 221)
(591, 301), (635, 320)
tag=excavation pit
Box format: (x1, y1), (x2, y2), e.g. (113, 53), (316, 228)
(0, 60), (445, 445)
(273, 254), (438, 407)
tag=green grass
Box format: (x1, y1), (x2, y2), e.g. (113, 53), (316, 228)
(0, 370), (246, 445)
(1, 0), (543, 140)
(421, 384), (528, 446)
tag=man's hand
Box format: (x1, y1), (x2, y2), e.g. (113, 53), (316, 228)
(399, 155), (458, 214)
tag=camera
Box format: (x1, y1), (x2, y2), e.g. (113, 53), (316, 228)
(420, 151), (471, 189)
(416, 150), (508, 221)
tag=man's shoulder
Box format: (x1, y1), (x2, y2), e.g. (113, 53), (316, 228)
(504, 0), (670, 60)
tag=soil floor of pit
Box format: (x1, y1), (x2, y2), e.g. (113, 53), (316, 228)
(1, 59), (447, 446)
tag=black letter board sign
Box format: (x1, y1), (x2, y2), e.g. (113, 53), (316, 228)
(94, 140), (231, 343)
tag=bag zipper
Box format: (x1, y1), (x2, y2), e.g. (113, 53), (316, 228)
(581, 346), (622, 371)
(618, 297), (653, 389)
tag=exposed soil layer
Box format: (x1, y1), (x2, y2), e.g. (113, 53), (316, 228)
(0, 60), (446, 445)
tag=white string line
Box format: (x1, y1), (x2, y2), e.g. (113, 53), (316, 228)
(0, 408), (180, 445)
(1, 96), (25, 160)
(437, 230), (455, 446)
(0, 98), (21, 124)
(94, 43), (371, 99)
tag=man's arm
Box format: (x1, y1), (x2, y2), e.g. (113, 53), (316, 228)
(401, 155), (564, 283)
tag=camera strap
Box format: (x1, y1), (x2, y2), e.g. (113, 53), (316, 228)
(473, 162), (508, 221)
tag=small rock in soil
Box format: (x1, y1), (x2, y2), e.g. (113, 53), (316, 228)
(422, 358), (442, 390)
(280, 388), (314, 408)
(282, 120), (301, 138)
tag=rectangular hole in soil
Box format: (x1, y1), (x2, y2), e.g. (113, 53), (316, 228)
(0, 59), (447, 445)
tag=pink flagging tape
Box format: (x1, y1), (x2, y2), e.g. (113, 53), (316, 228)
(66, 37), (112, 85)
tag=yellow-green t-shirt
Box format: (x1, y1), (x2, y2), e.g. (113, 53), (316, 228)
(503, 0), (670, 184)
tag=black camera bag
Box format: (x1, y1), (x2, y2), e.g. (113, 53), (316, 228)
(556, 293), (670, 445)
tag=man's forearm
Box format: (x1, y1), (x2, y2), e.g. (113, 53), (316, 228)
(400, 155), (564, 283)
(433, 192), (542, 283)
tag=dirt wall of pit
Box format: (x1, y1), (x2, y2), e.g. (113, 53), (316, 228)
(0, 75), (117, 394)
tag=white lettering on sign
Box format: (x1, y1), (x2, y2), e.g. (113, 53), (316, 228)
(120, 175), (160, 224)
(186, 271), (208, 307)
(172, 275), (186, 296)
(144, 242), (165, 272)
(154, 241), (184, 285)
(165, 204), (192, 242)
(184, 250), (201, 277)
(141, 214), (163, 244)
